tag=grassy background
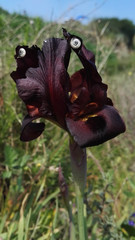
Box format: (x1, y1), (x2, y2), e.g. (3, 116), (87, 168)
(0, 7), (135, 239)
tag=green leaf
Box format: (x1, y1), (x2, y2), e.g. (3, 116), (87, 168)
(4, 145), (18, 166)
(129, 179), (135, 190)
(0, 232), (8, 240)
(20, 155), (29, 167)
(2, 170), (12, 179)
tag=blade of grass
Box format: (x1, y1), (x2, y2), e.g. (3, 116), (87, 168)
(0, 215), (7, 234)
(7, 222), (18, 240)
(29, 212), (41, 240)
(18, 216), (24, 240)
(34, 176), (46, 204)
(18, 193), (29, 240)
(24, 208), (32, 240)
(33, 189), (60, 216)
(51, 197), (59, 240)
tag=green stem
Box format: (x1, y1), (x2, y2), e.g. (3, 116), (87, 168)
(69, 219), (76, 240)
(58, 166), (76, 240)
(67, 199), (76, 240)
(69, 139), (87, 240)
(75, 184), (86, 240)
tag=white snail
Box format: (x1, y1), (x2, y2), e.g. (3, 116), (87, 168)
(70, 37), (81, 49)
(18, 48), (26, 57)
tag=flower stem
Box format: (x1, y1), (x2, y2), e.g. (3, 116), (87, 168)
(69, 139), (87, 240)
(75, 184), (86, 239)
(58, 166), (76, 240)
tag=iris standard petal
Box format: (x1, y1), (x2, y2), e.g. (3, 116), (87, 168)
(66, 105), (126, 148)
(20, 115), (45, 141)
(63, 28), (101, 83)
(69, 69), (108, 108)
(40, 38), (71, 129)
(70, 69), (88, 92)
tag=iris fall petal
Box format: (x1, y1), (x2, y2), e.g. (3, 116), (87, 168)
(66, 105), (126, 148)
(20, 115), (45, 141)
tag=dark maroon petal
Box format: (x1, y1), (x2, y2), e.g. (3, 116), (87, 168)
(70, 87), (90, 104)
(63, 29), (107, 93)
(75, 102), (98, 120)
(40, 38), (71, 129)
(66, 105), (126, 148)
(16, 77), (43, 102)
(63, 28), (99, 80)
(70, 69), (88, 91)
(91, 83), (108, 107)
(63, 28), (95, 63)
(20, 115), (45, 141)
(75, 46), (103, 85)
(81, 44), (95, 63)
(11, 38), (71, 129)
(10, 45), (40, 81)
(68, 87), (91, 116)
(70, 69), (108, 107)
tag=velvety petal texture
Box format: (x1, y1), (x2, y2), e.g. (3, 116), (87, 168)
(63, 29), (125, 147)
(20, 115), (45, 142)
(11, 29), (126, 146)
(11, 38), (71, 140)
(66, 106), (125, 147)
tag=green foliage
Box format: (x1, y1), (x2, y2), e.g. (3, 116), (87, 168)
(0, 7), (135, 240)
(91, 17), (135, 48)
